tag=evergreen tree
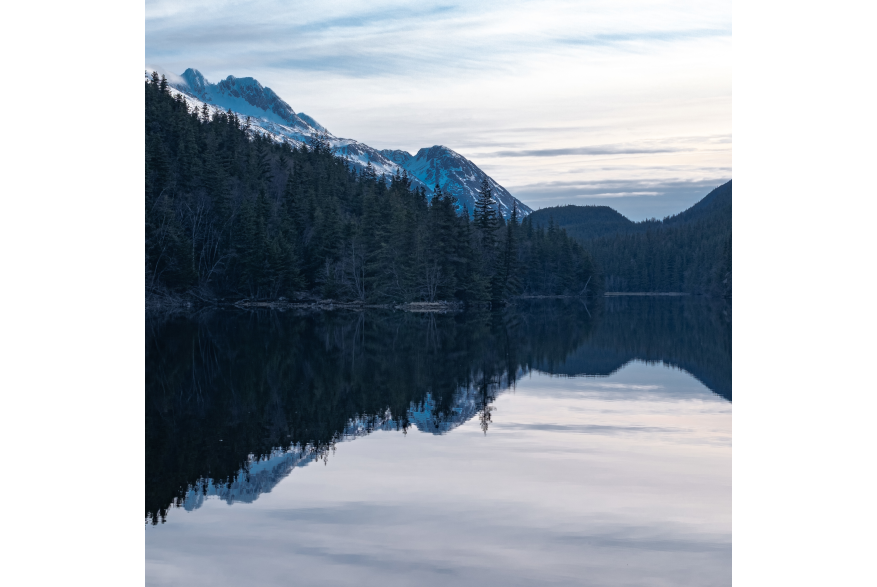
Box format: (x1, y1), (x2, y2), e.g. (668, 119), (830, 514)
(144, 81), (598, 304)
(493, 203), (522, 301)
(473, 178), (499, 246)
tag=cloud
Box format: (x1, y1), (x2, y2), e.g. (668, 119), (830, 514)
(145, 0), (731, 218)
(484, 145), (691, 158)
(558, 27), (730, 48)
(479, 134), (731, 158)
(510, 177), (728, 197)
(496, 423), (687, 435)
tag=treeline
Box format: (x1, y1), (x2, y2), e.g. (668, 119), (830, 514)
(530, 182), (731, 296)
(146, 74), (598, 303)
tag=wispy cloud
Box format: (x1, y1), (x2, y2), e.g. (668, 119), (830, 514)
(511, 178), (728, 202)
(558, 27), (730, 47)
(497, 423), (686, 435)
(146, 0), (731, 216)
(483, 145), (691, 158)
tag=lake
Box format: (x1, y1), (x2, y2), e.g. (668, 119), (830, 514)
(146, 297), (731, 586)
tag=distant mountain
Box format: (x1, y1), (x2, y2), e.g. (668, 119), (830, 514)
(149, 67), (529, 218)
(586, 181), (732, 295)
(529, 181), (732, 239)
(527, 182), (731, 295)
(663, 180), (732, 226)
(381, 147), (532, 218)
(528, 205), (636, 241)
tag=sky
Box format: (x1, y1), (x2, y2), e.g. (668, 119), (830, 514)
(145, 0), (731, 220)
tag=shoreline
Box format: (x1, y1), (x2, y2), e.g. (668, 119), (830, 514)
(234, 299), (465, 313)
(603, 292), (691, 296)
(147, 291), (719, 314)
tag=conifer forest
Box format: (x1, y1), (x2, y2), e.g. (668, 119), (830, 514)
(529, 182), (732, 297)
(145, 75), (599, 304)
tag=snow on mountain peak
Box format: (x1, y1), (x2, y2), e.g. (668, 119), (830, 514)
(380, 149), (414, 167)
(146, 66), (531, 218)
(180, 68), (208, 94)
(296, 112), (328, 134)
(384, 145), (532, 217)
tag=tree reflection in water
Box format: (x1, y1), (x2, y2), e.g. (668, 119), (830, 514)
(146, 297), (730, 524)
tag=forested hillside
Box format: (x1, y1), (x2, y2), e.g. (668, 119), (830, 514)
(528, 205), (639, 241)
(145, 75), (597, 304)
(531, 182), (731, 296)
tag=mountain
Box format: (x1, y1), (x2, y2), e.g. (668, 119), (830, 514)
(148, 67), (530, 218)
(296, 112), (329, 134)
(381, 147), (532, 218)
(158, 69), (408, 181)
(177, 68), (312, 130)
(663, 180), (732, 226)
(527, 182), (731, 294)
(583, 181), (732, 295)
(529, 181), (732, 240)
(528, 205), (637, 241)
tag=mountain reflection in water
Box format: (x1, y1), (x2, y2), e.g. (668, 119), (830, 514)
(146, 297), (730, 524)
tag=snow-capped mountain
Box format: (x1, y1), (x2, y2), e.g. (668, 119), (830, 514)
(153, 68), (409, 181)
(177, 68), (310, 130)
(382, 147), (532, 217)
(146, 67), (530, 218)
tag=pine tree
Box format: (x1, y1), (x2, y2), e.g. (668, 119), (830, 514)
(472, 178), (499, 300)
(144, 83), (608, 303)
(363, 162), (376, 182)
(233, 197), (260, 295)
(473, 178), (498, 241)
(494, 202), (522, 301)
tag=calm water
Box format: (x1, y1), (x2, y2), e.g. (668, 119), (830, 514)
(146, 298), (731, 586)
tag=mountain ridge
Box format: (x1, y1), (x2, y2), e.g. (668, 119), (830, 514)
(149, 67), (530, 218)
(528, 205), (636, 241)
(532, 181), (732, 295)
(380, 146), (531, 217)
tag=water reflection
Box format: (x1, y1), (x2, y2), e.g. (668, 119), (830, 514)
(146, 297), (730, 524)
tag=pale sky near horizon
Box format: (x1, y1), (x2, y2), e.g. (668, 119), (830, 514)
(146, 0), (731, 220)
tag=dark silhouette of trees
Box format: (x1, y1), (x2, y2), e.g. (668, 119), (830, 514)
(145, 74), (596, 304)
(146, 297), (730, 524)
(528, 182), (732, 296)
